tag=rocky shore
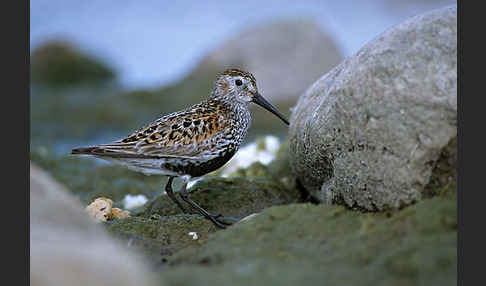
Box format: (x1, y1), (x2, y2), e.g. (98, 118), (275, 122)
(30, 6), (457, 286)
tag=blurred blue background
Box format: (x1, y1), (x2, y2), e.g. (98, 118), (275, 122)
(31, 0), (455, 90)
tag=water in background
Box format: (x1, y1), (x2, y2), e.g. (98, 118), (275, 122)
(30, 0), (456, 90)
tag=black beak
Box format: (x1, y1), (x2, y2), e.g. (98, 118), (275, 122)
(252, 93), (289, 125)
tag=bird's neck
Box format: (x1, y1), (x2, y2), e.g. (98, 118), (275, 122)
(210, 97), (251, 146)
(213, 97), (250, 123)
(229, 102), (251, 148)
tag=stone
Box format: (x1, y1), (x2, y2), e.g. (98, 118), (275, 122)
(112, 207), (131, 219)
(161, 183), (456, 286)
(104, 215), (219, 266)
(143, 173), (302, 221)
(85, 197), (114, 222)
(30, 163), (158, 286)
(288, 6), (457, 210)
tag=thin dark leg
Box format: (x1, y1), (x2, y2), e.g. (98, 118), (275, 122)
(178, 178), (232, 229)
(165, 176), (189, 214)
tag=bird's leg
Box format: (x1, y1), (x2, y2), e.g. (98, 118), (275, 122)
(178, 176), (232, 228)
(165, 176), (189, 214)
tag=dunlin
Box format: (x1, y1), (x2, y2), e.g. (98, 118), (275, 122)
(72, 69), (289, 228)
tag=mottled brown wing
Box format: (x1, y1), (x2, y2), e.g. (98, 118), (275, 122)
(79, 101), (229, 159)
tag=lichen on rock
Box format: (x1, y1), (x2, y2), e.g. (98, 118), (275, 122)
(288, 6), (457, 211)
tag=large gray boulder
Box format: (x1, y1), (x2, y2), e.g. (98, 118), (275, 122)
(288, 6), (457, 211)
(197, 18), (343, 101)
(30, 163), (158, 286)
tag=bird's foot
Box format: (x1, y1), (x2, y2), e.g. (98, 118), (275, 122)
(207, 215), (233, 228)
(198, 212), (233, 228)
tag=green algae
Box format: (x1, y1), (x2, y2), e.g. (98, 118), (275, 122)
(143, 174), (302, 221)
(104, 215), (219, 266)
(159, 182), (456, 286)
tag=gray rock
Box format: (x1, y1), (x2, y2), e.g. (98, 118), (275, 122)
(198, 18), (343, 101)
(288, 6), (457, 210)
(30, 162), (158, 286)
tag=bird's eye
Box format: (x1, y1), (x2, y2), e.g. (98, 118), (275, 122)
(235, 79), (243, 86)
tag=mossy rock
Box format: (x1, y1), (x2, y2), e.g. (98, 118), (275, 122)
(158, 182), (456, 286)
(143, 144), (300, 220)
(31, 40), (115, 86)
(143, 173), (302, 221)
(104, 215), (218, 266)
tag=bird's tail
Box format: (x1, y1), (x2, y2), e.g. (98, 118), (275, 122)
(71, 146), (100, 155)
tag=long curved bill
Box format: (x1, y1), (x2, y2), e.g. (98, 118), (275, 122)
(252, 93), (289, 125)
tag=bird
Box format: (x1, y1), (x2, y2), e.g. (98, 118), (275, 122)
(71, 68), (289, 228)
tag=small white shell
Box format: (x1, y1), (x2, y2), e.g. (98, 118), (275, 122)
(188, 232), (199, 240)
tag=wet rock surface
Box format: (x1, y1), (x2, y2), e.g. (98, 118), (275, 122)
(288, 6), (457, 210)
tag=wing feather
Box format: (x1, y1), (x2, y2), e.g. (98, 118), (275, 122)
(71, 100), (229, 160)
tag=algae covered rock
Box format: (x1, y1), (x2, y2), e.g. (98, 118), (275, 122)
(143, 164), (302, 221)
(161, 183), (456, 286)
(104, 215), (219, 266)
(288, 6), (457, 210)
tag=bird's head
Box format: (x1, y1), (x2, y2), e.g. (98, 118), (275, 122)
(212, 68), (289, 125)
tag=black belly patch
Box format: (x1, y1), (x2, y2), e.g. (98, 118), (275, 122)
(161, 150), (236, 177)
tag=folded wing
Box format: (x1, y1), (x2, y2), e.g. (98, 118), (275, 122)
(71, 101), (229, 160)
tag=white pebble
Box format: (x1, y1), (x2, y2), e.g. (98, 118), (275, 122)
(188, 232), (198, 240)
(122, 194), (148, 210)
